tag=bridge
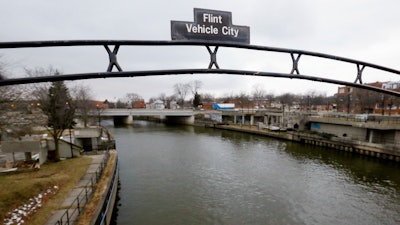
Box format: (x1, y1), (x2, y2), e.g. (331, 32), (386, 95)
(100, 108), (194, 117)
(1, 40), (400, 97)
(97, 108), (195, 125)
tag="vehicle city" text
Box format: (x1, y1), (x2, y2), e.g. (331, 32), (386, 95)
(185, 13), (239, 37)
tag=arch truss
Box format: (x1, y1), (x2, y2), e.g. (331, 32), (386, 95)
(0, 40), (399, 96)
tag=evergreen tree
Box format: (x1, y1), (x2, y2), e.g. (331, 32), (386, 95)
(193, 92), (201, 108)
(40, 81), (75, 161)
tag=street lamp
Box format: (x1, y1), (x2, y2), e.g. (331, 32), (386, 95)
(65, 101), (73, 157)
(388, 97), (393, 116)
(96, 104), (102, 127)
(238, 100), (244, 126)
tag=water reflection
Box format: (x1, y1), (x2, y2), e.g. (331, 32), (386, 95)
(284, 141), (400, 190)
(110, 121), (400, 225)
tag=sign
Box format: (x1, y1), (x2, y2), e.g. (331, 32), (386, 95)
(171, 8), (250, 44)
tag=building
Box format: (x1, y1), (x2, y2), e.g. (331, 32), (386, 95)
(147, 100), (165, 109)
(336, 81), (400, 115)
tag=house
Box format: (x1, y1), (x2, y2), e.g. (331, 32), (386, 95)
(147, 100), (165, 109)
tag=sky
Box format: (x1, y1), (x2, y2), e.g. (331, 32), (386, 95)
(1, 0), (400, 102)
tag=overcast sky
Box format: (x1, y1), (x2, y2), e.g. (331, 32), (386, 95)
(1, 0), (400, 101)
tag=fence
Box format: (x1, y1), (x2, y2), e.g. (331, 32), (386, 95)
(55, 151), (110, 225)
(95, 158), (119, 225)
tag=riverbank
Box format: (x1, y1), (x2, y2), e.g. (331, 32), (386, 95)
(0, 157), (93, 225)
(44, 150), (118, 225)
(213, 124), (400, 162)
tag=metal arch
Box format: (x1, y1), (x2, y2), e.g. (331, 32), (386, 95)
(1, 40), (398, 74)
(0, 39), (399, 96)
(1, 69), (400, 97)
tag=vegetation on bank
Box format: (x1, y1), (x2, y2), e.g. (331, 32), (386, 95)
(0, 157), (92, 224)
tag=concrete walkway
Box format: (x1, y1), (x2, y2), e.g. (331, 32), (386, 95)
(45, 154), (106, 225)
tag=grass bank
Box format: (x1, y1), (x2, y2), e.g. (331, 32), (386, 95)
(0, 157), (92, 225)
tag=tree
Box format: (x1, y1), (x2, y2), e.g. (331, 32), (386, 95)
(125, 92), (144, 108)
(200, 93), (215, 103)
(25, 66), (59, 99)
(0, 58), (26, 137)
(157, 93), (167, 104)
(0, 59), (26, 107)
(173, 83), (190, 106)
(70, 84), (94, 127)
(278, 93), (296, 111)
(126, 93), (143, 102)
(252, 84), (266, 107)
(0, 55), (6, 80)
(236, 92), (251, 108)
(39, 81), (75, 161)
(189, 80), (203, 97)
(193, 92), (201, 108)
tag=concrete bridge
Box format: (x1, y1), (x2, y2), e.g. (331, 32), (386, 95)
(98, 108), (195, 125)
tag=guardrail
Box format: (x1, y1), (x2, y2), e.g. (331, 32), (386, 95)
(95, 158), (119, 225)
(55, 151), (110, 225)
(312, 113), (400, 124)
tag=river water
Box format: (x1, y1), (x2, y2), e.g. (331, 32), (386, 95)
(108, 121), (400, 225)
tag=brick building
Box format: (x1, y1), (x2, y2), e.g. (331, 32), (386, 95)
(336, 81), (400, 114)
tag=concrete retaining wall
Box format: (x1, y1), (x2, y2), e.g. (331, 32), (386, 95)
(215, 125), (400, 162)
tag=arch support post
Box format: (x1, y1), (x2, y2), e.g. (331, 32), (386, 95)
(105, 45), (123, 72)
(206, 46), (220, 69)
(354, 64), (366, 84)
(290, 53), (301, 74)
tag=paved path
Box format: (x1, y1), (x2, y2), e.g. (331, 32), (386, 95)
(45, 154), (106, 225)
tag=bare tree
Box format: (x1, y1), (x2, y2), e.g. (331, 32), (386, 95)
(0, 59), (28, 137)
(70, 84), (95, 127)
(200, 93), (215, 103)
(236, 92), (251, 107)
(219, 92), (236, 103)
(0, 61), (34, 109)
(173, 83), (190, 106)
(189, 80), (203, 95)
(158, 93), (167, 102)
(126, 93), (143, 102)
(277, 93), (296, 111)
(0, 56), (6, 80)
(252, 84), (266, 107)
(25, 66), (58, 101)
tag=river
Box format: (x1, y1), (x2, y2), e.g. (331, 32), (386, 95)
(108, 121), (400, 225)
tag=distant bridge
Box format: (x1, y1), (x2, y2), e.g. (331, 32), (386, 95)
(1, 40), (400, 96)
(97, 108), (195, 125)
(100, 108), (194, 117)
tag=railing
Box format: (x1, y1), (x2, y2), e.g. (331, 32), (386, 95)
(311, 113), (400, 124)
(95, 159), (119, 225)
(55, 151), (110, 225)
